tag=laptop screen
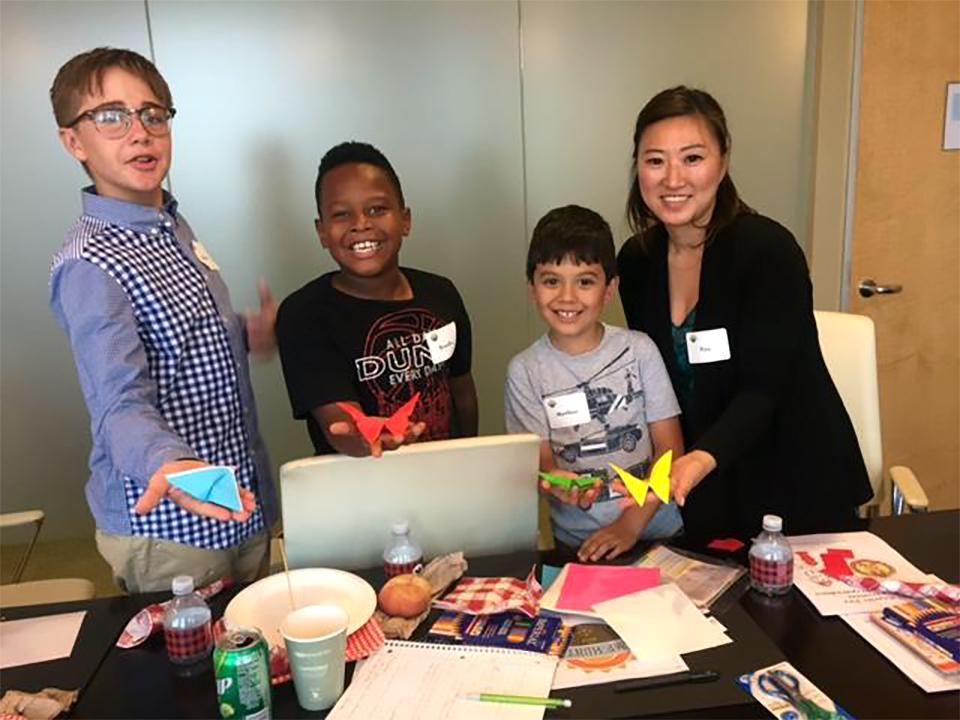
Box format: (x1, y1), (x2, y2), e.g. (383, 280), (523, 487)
(281, 434), (541, 570)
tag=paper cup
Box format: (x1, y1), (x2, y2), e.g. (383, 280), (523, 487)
(280, 604), (349, 711)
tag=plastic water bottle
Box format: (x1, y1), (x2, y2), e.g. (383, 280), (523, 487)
(749, 514), (794, 596)
(383, 521), (423, 578)
(163, 575), (213, 665)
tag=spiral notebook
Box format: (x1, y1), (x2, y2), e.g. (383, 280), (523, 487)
(327, 640), (559, 719)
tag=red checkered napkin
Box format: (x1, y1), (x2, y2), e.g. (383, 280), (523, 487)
(432, 567), (542, 617)
(346, 616), (387, 660)
(116, 577), (232, 648)
(261, 616), (386, 686)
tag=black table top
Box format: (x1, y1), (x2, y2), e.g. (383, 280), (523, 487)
(6, 511), (959, 719)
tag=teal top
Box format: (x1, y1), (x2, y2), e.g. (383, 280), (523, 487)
(671, 309), (696, 414)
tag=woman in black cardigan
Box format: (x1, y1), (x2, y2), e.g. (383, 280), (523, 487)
(617, 86), (872, 539)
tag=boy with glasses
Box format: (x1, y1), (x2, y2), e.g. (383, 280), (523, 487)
(48, 48), (277, 592)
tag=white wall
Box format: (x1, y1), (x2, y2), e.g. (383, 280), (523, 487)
(0, 0), (815, 539)
(521, 0), (814, 329)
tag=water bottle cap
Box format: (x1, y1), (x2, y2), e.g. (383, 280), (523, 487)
(762, 514), (783, 533)
(171, 575), (195, 595)
(391, 521), (409, 536)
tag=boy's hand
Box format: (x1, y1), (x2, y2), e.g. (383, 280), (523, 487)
(328, 418), (427, 458)
(245, 279), (278, 361)
(135, 459), (256, 522)
(539, 470), (601, 509)
(578, 510), (645, 562)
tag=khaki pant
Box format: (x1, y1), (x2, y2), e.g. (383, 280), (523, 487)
(96, 530), (270, 594)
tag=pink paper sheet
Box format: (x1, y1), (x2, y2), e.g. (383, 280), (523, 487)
(556, 564), (661, 612)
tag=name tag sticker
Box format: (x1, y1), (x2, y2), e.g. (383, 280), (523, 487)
(544, 391), (591, 429)
(425, 321), (457, 365)
(192, 241), (220, 271)
(686, 327), (731, 364)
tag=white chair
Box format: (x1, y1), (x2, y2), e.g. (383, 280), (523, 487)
(814, 310), (929, 515)
(0, 578), (96, 608)
(0, 509), (45, 582)
(1, 509), (97, 607)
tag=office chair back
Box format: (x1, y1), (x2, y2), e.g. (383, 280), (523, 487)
(814, 310), (885, 508)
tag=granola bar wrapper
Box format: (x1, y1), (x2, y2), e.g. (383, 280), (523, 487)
(0, 688), (78, 720)
(116, 577), (232, 648)
(377, 552), (468, 639)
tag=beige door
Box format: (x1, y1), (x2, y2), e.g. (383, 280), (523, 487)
(850, 0), (959, 510)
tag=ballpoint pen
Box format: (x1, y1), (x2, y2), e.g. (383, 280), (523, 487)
(464, 693), (573, 708)
(614, 669), (720, 693)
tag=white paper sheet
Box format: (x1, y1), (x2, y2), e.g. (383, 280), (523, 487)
(552, 621), (687, 690)
(788, 531), (938, 616)
(841, 613), (960, 693)
(594, 584), (731, 661)
(0, 611), (87, 669)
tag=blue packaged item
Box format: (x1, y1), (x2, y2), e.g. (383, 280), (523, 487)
(426, 611), (570, 656)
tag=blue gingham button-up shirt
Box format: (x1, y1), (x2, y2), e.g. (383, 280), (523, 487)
(49, 188), (277, 548)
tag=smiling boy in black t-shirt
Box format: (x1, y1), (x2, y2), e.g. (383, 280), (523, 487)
(277, 141), (478, 456)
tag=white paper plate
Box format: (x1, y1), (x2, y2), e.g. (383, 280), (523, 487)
(224, 568), (376, 647)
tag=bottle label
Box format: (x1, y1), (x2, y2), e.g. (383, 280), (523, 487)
(749, 556), (794, 590)
(165, 623), (213, 663)
(384, 558), (424, 578)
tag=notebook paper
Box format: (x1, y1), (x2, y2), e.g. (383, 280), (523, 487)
(328, 640), (559, 719)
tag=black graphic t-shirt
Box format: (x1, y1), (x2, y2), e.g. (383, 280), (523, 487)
(277, 268), (472, 454)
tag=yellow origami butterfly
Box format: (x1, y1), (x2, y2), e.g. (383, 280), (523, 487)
(609, 450), (672, 506)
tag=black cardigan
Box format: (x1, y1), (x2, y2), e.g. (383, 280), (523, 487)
(617, 213), (872, 539)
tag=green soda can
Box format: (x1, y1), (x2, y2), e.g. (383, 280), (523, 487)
(214, 626), (272, 719)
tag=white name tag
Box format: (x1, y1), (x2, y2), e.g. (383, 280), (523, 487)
(192, 241), (220, 271)
(543, 391), (591, 429)
(686, 327), (731, 364)
(425, 321), (457, 365)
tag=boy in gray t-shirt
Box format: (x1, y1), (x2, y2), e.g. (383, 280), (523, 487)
(504, 206), (683, 560)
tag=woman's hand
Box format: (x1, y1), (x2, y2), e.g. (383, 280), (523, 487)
(670, 450), (717, 506)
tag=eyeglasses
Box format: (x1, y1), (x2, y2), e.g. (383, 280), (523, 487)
(65, 105), (176, 139)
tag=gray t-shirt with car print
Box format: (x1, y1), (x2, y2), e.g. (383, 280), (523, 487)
(505, 324), (681, 546)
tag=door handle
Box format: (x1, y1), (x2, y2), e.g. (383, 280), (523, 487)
(858, 278), (903, 298)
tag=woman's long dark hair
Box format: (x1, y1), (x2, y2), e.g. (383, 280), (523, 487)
(626, 86), (753, 248)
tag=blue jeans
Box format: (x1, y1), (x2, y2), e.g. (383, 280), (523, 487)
(639, 502), (684, 540)
(554, 501), (684, 548)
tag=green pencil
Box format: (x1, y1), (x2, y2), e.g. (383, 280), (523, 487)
(464, 693), (572, 708)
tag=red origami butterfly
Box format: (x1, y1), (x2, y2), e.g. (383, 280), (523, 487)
(336, 393), (421, 445)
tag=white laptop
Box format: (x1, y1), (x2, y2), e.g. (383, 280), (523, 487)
(280, 434), (541, 570)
